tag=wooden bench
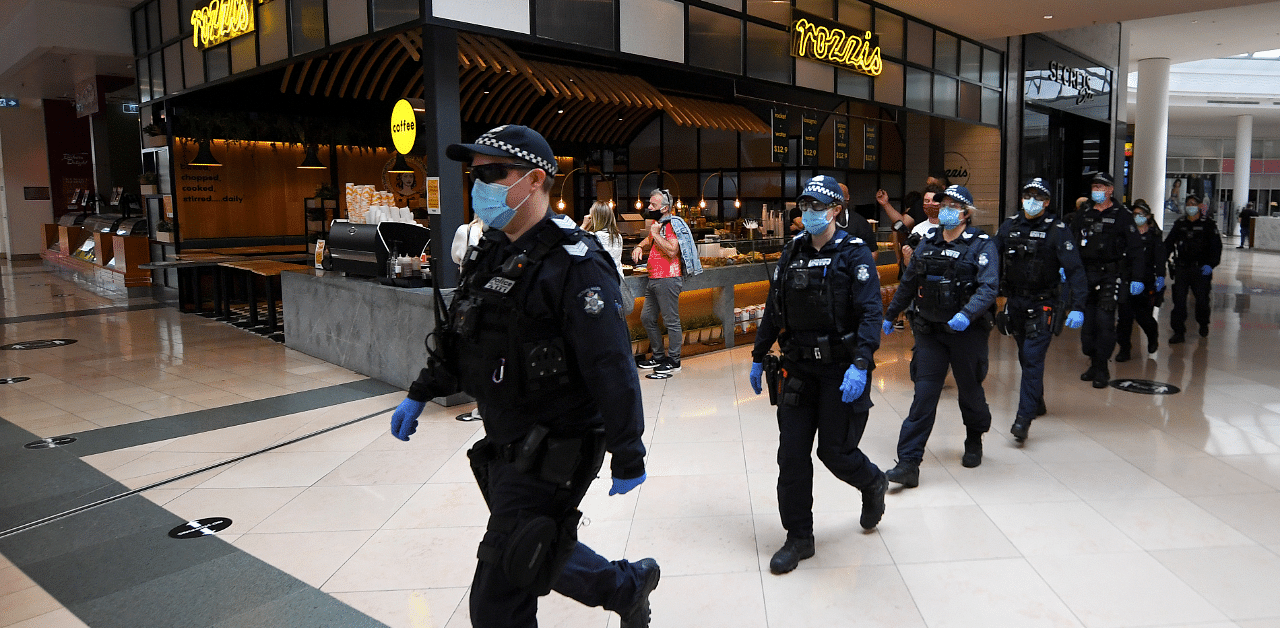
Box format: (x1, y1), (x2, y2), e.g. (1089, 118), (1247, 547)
(217, 260), (312, 335)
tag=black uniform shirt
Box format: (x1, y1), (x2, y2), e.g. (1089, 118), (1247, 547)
(995, 212), (1087, 308)
(1069, 198), (1144, 281)
(752, 230), (883, 369)
(1133, 227), (1168, 287)
(1164, 216), (1222, 269)
(886, 226), (1000, 323)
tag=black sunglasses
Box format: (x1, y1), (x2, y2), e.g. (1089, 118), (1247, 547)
(467, 162), (533, 185)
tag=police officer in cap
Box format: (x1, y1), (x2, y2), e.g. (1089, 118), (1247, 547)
(995, 178), (1087, 442)
(389, 124), (659, 628)
(882, 185), (999, 487)
(747, 175), (887, 574)
(1164, 194), (1222, 342)
(1069, 172), (1144, 388)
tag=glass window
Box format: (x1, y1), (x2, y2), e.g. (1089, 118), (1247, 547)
(179, 0), (201, 36)
(874, 9), (902, 58)
(905, 67), (930, 111)
(932, 75), (956, 117)
(981, 87), (1000, 125)
(741, 170), (781, 198)
(740, 132), (773, 168)
(688, 7), (742, 75)
(629, 118), (660, 172)
(164, 44), (183, 95)
(328, 0), (369, 44)
(258, 0), (288, 65)
(746, 22), (791, 84)
(906, 20), (931, 67)
(161, 0), (180, 42)
(982, 48), (1001, 86)
(664, 117), (698, 170)
(205, 44), (231, 82)
(838, 0), (871, 29)
(958, 81), (980, 121)
(875, 60), (903, 106)
(149, 52), (165, 96)
(230, 33), (256, 73)
(796, 58), (833, 91)
(373, 0), (420, 30)
(796, 0), (831, 18)
(837, 68), (871, 99)
(183, 36), (204, 88)
(292, 0), (327, 56)
(137, 56), (151, 102)
(620, 0), (682, 63)
(934, 31), (957, 74)
(701, 129), (739, 170)
(148, 2), (162, 52)
(134, 7), (149, 53)
(703, 0), (741, 10)
(746, 0), (788, 24)
(537, 0), (616, 50)
(959, 41), (980, 81)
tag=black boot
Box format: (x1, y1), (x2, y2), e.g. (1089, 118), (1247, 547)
(1115, 347), (1131, 362)
(1169, 332), (1185, 344)
(962, 430), (983, 467)
(1199, 323), (1209, 337)
(885, 460), (920, 488)
(1035, 398), (1047, 416)
(1147, 335), (1159, 354)
(1080, 364), (1098, 381)
(619, 558), (661, 628)
(769, 536), (815, 575)
(1092, 362), (1110, 389)
(859, 472), (888, 530)
(1011, 417), (1031, 442)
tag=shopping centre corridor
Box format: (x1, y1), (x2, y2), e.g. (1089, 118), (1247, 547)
(3, 242), (1280, 628)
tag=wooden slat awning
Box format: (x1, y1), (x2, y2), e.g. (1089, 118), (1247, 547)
(278, 31), (769, 145)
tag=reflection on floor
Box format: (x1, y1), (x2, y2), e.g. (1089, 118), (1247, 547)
(3, 246), (1280, 628)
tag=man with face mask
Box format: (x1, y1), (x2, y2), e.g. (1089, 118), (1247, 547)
(1069, 172), (1144, 388)
(995, 178), (1087, 442)
(747, 175), (887, 574)
(882, 185), (999, 487)
(1164, 194), (1222, 342)
(388, 125), (660, 628)
(631, 189), (702, 375)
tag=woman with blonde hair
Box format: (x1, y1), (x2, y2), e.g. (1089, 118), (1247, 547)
(584, 201), (633, 313)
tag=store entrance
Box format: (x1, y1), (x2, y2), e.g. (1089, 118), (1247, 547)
(1021, 105), (1111, 213)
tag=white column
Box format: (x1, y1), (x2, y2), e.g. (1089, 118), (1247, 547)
(1133, 58), (1171, 229)
(1233, 114), (1253, 235)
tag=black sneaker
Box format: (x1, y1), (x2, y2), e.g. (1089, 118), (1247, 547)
(769, 536), (815, 574)
(962, 431), (983, 468)
(893, 319), (905, 330)
(1169, 333), (1185, 345)
(1199, 324), (1209, 337)
(654, 357), (681, 374)
(619, 558), (660, 628)
(637, 356), (664, 369)
(1011, 418), (1031, 443)
(1080, 365), (1098, 381)
(1148, 336), (1159, 354)
(1115, 349), (1131, 363)
(884, 460), (920, 488)
(859, 472), (888, 530)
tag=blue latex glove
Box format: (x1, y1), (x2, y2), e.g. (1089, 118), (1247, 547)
(1060, 268), (1066, 283)
(390, 398), (426, 441)
(840, 365), (867, 403)
(1129, 281), (1144, 296)
(1201, 264), (1212, 276)
(749, 362), (764, 395)
(882, 319), (894, 335)
(610, 472), (646, 496)
(1065, 310), (1084, 329)
(1155, 276), (1165, 291)
(947, 312), (970, 331)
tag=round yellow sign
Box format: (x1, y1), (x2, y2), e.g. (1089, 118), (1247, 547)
(390, 99), (418, 155)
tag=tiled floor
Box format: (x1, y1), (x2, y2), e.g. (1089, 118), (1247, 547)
(2, 243), (1280, 628)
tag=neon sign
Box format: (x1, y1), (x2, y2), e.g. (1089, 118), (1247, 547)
(790, 10), (882, 77)
(191, 0), (255, 50)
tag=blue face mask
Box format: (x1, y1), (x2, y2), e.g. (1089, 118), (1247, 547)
(470, 169), (534, 230)
(938, 207), (963, 228)
(1091, 190), (1107, 203)
(1022, 198), (1045, 217)
(1134, 214), (1148, 226)
(1184, 205), (1199, 217)
(802, 209), (831, 235)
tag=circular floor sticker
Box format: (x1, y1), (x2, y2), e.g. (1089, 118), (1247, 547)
(1, 339), (77, 351)
(644, 372), (673, 380)
(169, 517), (233, 539)
(1110, 379), (1181, 395)
(0, 377), (31, 384)
(24, 436), (77, 449)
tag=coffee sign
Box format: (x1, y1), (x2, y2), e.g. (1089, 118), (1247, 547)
(790, 10), (882, 77)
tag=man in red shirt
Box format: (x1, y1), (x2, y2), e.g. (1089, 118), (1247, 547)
(631, 189), (685, 375)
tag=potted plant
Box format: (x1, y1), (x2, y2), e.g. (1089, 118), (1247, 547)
(630, 325), (649, 358)
(316, 182), (338, 210)
(142, 123), (167, 148)
(138, 172), (158, 195)
(154, 218), (174, 243)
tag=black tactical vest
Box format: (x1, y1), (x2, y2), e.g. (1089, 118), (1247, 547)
(1077, 207), (1124, 263)
(1001, 220), (1060, 295)
(914, 234), (978, 323)
(775, 236), (855, 338)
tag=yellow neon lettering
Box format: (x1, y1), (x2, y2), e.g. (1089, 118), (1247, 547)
(792, 18), (882, 77)
(191, 0), (254, 49)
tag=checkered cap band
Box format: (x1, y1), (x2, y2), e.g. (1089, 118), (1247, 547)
(801, 176), (843, 203)
(1023, 178), (1051, 197)
(1091, 171), (1114, 186)
(472, 125), (557, 175)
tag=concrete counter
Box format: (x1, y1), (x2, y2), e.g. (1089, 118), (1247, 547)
(1253, 216), (1280, 252)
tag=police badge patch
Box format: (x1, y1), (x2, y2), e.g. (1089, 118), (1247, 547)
(978, 252), (990, 266)
(1065, 241), (1074, 250)
(856, 264), (870, 282)
(580, 287), (604, 316)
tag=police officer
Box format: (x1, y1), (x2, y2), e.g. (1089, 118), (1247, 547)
(388, 125), (659, 628)
(995, 178), (1086, 442)
(747, 175), (886, 575)
(882, 185), (999, 487)
(1164, 194), (1222, 343)
(1069, 172), (1144, 388)
(1115, 200), (1166, 360)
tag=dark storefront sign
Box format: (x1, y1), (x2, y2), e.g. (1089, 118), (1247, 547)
(800, 114), (818, 167)
(789, 10), (882, 77)
(863, 123), (878, 170)
(1023, 35), (1112, 122)
(772, 108), (789, 163)
(834, 118), (850, 169)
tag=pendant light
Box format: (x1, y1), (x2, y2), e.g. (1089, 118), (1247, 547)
(298, 144), (326, 169)
(388, 152), (413, 173)
(187, 139), (221, 167)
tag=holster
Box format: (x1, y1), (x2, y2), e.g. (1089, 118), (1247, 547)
(762, 354), (781, 406)
(994, 307), (1011, 336)
(779, 371), (807, 407)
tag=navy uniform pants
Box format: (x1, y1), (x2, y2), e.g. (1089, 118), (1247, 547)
(1170, 266), (1212, 334)
(470, 457), (646, 628)
(776, 364), (879, 541)
(1117, 291), (1159, 352)
(1009, 304), (1054, 423)
(1080, 283), (1118, 366)
(897, 328), (992, 464)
